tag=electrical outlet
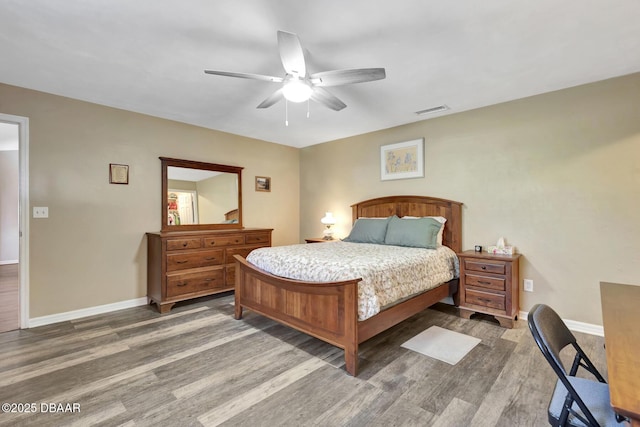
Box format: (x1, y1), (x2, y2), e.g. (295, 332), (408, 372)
(524, 279), (534, 292)
(33, 207), (49, 218)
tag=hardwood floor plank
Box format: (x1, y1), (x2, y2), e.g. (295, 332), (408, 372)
(0, 294), (607, 426)
(431, 397), (477, 427)
(197, 356), (330, 426)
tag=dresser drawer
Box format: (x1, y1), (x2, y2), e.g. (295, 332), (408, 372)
(464, 259), (506, 275)
(465, 288), (505, 311)
(227, 245), (265, 260)
(465, 273), (506, 291)
(167, 249), (224, 272)
(226, 264), (235, 287)
(166, 268), (225, 297)
(166, 238), (201, 251)
(204, 235), (245, 247)
(246, 233), (270, 245)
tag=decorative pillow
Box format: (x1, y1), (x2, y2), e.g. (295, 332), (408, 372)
(342, 217), (391, 244)
(384, 216), (441, 249)
(403, 216), (446, 245)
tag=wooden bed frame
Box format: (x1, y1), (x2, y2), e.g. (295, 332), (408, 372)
(234, 195), (463, 376)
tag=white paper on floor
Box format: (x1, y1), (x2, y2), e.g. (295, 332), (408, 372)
(401, 325), (481, 365)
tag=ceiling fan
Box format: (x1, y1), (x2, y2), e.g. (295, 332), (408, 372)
(204, 31), (386, 112)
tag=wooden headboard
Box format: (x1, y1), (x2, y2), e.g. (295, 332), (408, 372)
(351, 195), (463, 253)
(224, 209), (239, 221)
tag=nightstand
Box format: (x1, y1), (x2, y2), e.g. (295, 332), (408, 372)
(457, 250), (521, 328)
(305, 238), (334, 243)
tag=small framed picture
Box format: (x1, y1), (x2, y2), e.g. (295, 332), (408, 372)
(255, 176), (271, 192)
(109, 163), (129, 185)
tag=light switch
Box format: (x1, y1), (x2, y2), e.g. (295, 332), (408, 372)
(33, 207), (49, 218)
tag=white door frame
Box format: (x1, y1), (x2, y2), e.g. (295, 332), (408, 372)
(0, 113), (30, 328)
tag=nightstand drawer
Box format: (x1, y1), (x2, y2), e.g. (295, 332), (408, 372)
(465, 288), (505, 311)
(464, 259), (506, 275)
(465, 273), (506, 291)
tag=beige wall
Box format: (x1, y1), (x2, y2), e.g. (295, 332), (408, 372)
(0, 83), (300, 318)
(300, 73), (640, 325)
(196, 173), (237, 223)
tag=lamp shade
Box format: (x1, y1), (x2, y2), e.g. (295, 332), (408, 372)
(320, 212), (336, 226)
(283, 79), (312, 103)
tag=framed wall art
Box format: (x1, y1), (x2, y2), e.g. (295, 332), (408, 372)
(109, 163), (129, 184)
(380, 138), (424, 181)
(255, 176), (271, 192)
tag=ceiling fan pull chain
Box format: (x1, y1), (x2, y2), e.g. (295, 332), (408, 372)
(285, 99), (289, 126)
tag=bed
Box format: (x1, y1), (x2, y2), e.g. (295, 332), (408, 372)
(233, 195), (463, 376)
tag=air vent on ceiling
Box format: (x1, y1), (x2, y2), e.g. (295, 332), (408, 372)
(415, 105), (450, 115)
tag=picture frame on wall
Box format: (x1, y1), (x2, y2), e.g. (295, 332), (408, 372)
(109, 163), (129, 184)
(380, 138), (424, 181)
(255, 176), (271, 192)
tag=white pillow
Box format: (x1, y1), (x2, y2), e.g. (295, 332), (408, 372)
(401, 216), (446, 245)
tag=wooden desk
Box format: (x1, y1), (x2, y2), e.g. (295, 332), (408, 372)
(600, 282), (640, 426)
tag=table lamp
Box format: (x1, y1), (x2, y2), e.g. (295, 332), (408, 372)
(321, 212), (336, 240)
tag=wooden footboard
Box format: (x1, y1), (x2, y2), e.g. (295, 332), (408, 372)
(234, 254), (458, 376)
(234, 254), (362, 375)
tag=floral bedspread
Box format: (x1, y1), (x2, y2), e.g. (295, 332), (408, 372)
(246, 241), (459, 321)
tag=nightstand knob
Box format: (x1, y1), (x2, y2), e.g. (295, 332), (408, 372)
(481, 266), (487, 270)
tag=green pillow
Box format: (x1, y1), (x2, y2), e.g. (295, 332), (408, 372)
(343, 217), (391, 244)
(384, 216), (441, 248)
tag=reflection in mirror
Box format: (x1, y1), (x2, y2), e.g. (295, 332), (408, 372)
(161, 157), (243, 231)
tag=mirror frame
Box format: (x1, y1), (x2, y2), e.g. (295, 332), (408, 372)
(161, 157), (243, 231)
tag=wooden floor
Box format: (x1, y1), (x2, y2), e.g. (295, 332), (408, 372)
(0, 264), (19, 333)
(0, 293), (607, 427)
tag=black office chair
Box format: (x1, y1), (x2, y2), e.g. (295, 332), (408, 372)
(528, 304), (625, 427)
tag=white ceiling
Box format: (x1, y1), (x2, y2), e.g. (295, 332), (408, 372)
(1, 1), (639, 148)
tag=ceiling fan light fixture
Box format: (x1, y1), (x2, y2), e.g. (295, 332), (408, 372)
(283, 79), (312, 103)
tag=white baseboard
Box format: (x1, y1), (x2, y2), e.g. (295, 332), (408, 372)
(0, 260), (19, 265)
(519, 311), (603, 337)
(28, 297), (148, 328)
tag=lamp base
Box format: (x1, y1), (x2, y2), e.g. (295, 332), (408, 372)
(322, 228), (334, 240)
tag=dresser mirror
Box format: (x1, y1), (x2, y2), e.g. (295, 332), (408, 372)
(161, 157), (243, 231)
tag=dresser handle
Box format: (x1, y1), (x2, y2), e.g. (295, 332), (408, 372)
(481, 266), (487, 270)
(176, 260), (188, 264)
(177, 283), (187, 287)
(205, 257), (216, 261)
(478, 280), (491, 285)
(235, 239), (241, 243)
(205, 278), (213, 282)
(209, 242), (216, 246)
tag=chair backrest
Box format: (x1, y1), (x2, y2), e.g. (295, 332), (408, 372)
(528, 304), (607, 426)
(528, 303), (577, 374)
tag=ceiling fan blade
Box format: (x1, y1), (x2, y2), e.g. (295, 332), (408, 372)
(310, 68), (386, 87)
(257, 88), (284, 109)
(204, 70), (283, 83)
(310, 87), (346, 111)
(277, 31), (306, 76)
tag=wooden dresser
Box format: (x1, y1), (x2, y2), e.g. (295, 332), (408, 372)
(457, 250), (521, 328)
(147, 228), (272, 313)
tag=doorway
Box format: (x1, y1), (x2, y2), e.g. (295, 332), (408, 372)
(0, 114), (29, 331)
